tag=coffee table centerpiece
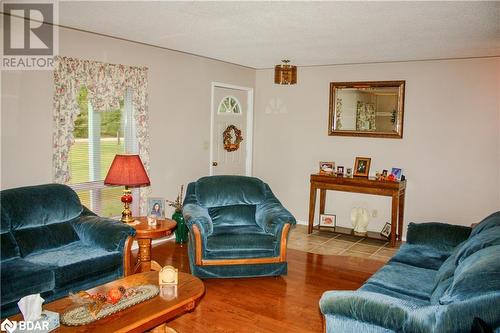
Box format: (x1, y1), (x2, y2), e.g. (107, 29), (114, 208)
(8, 271), (205, 333)
(63, 285), (159, 325)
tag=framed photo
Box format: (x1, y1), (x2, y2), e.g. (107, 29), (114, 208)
(380, 222), (391, 238)
(337, 166), (344, 176)
(391, 168), (402, 181)
(353, 157), (371, 177)
(319, 214), (336, 229)
(147, 197), (165, 219)
(319, 161), (335, 175)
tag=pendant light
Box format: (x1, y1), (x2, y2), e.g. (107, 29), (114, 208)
(274, 59), (297, 85)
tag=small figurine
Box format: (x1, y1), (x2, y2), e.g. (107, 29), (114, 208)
(346, 168), (352, 177)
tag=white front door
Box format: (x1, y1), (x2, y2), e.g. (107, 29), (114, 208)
(211, 84), (252, 176)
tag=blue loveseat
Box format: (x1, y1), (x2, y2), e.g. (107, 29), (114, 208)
(320, 211), (500, 333)
(182, 176), (296, 279)
(0, 184), (136, 317)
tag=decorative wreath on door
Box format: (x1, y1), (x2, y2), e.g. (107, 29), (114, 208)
(223, 125), (243, 152)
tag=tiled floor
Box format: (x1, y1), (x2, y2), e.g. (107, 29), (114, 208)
(288, 224), (400, 262)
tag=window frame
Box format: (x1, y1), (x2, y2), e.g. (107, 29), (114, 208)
(67, 88), (139, 218)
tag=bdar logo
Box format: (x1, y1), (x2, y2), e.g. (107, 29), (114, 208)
(0, 319), (17, 333)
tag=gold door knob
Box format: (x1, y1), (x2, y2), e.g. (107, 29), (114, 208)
(212, 161), (218, 166)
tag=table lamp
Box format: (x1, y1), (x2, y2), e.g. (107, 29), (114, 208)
(104, 154), (150, 223)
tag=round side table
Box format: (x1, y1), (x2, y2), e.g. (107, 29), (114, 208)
(131, 217), (177, 273)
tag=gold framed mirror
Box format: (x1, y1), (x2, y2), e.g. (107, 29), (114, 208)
(328, 80), (405, 139)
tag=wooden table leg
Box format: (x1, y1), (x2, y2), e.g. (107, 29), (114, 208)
(398, 191), (405, 241)
(308, 185), (317, 234)
(134, 238), (152, 273)
(319, 189), (326, 215)
(390, 193), (399, 247)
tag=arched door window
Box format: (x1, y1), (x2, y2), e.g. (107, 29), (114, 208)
(218, 96), (241, 114)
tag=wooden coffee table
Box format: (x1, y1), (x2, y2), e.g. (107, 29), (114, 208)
(8, 271), (204, 333)
(131, 217), (177, 273)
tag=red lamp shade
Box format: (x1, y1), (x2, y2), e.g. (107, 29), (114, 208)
(104, 154), (150, 187)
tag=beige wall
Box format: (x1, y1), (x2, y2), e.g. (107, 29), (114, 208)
(1, 25), (255, 212)
(254, 58), (500, 233)
(2, 23), (499, 233)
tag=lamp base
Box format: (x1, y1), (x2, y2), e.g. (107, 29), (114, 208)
(121, 207), (134, 223)
(121, 189), (134, 223)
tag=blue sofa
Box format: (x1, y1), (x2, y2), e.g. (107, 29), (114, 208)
(182, 176), (296, 278)
(320, 211), (500, 333)
(0, 184), (136, 317)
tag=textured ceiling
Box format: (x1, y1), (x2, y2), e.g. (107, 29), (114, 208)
(57, 1), (500, 69)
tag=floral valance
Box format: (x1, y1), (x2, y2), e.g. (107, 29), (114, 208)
(53, 56), (150, 212)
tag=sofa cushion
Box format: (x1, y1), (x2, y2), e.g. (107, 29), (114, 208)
(366, 261), (436, 301)
(0, 204), (11, 233)
(360, 282), (430, 306)
(209, 204), (257, 227)
(1, 184), (83, 230)
(1, 232), (20, 260)
(470, 211), (500, 237)
(390, 244), (451, 270)
(455, 226), (500, 265)
(195, 176), (266, 207)
(205, 227), (277, 259)
(13, 222), (80, 257)
(1, 258), (54, 304)
(430, 241), (465, 303)
(406, 222), (471, 252)
(439, 245), (500, 305)
(24, 242), (122, 288)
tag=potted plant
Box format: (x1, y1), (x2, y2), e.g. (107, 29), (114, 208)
(167, 185), (188, 244)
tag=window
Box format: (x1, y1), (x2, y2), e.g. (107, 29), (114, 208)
(68, 87), (137, 217)
(218, 96), (241, 114)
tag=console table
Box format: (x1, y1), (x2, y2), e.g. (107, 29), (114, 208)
(308, 173), (406, 247)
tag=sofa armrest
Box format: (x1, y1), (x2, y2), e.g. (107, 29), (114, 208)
(319, 290), (421, 332)
(182, 203), (213, 236)
(406, 222), (471, 251)
(80, 205), (97, 217)
(71, 216), (136, 252)
(255, 185), (296, 236)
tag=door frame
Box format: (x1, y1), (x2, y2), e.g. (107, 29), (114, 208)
(209, 82), (254, 176)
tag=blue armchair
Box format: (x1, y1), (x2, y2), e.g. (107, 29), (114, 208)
(320, 211), (500, 333)
(0, 184), (136, 316)
(182, 176), (296, 278)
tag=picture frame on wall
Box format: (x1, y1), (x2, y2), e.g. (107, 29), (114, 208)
(353, 157), (371, 177)
(380, 222), (391, 238)
(319, 162), (335, 175)
(147, 197), (165, 219)
(319, 214), (336, 229)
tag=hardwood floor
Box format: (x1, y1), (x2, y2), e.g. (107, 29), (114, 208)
(135, 239), (384, 333)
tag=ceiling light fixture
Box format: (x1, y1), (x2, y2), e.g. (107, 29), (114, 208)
(274, 59), (297, 85)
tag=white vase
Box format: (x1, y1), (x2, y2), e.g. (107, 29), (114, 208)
(350, 207), (370, 235)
